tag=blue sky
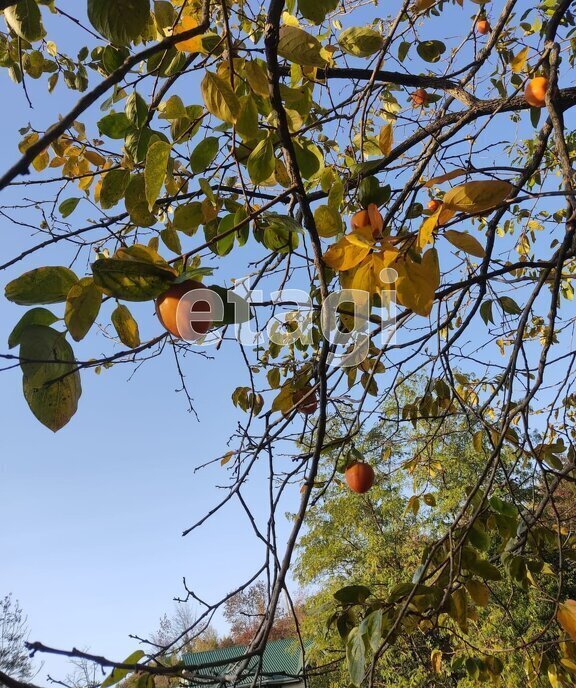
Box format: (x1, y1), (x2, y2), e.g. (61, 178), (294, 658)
(0, 0), (570, 683)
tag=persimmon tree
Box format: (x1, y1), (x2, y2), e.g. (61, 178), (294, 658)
(1, 0), (576, 686)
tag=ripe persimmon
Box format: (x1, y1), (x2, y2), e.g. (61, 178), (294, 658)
(293, 386), (318, 415)
(411, 88), (429, 107)
(525, 77), (549, 108)
(475, 18), (490, 34)
(345, 462), (375, 494)
(155, 279), (213, 340)
(351, 203), (384, 239)
(427, 199), (441, 213)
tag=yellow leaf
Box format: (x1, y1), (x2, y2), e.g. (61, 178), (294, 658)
(323, 234), (372, 271)
(443, 180), (513, 214)
(548, 664), (560, 688)
(271, 383), (294, 413)
(417, 212), (439, 251)
(560, 659), (576, 674)
(341, 255), (384, 295)
(558, 600), (576, 641)
(347, 232), (374, 249)
(201, 71), (241, 124)
(281, 11), (300, 26)
(417, 206), (455, 251)
(424, 168), (466, 187)
(173, 14), (203, 53)
(431, 649), (442, 674)
(404, 494), (420, 515)
(510, 46), (529, 74)
(220, 451), (234, 466)
(413, 0), (435, 12)
(394, 248), (439, 317)
(473, 430), (483, 452)
(277, 25), (328, 68)
(378, 123), (393, 156)
(244, 60), (270, 97)
(84, 150), (106, 166)
(33, 150), (50, 172)
(444, 230), (486, 258)
(466, 579), (489, 607)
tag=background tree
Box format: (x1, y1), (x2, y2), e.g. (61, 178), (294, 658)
(223, 582), (304, 645)
(296, 396), (576, 686)
(0, 595), (34, 686)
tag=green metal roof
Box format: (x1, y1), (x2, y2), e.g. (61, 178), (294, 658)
(182, 638), (308, 687)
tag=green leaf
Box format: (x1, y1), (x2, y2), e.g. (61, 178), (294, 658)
(125, 174), (157, 227)
(160, 227), (182, 254)
(359, 609), (382, 652)
(5, 266), (78, 305)
(468, 525), (490, 552)
(314, 204), (342, 238)
(334, 585), (371, 604)
(293, 139), (324, 179)
(257, 213), (302, 253)
(114, 244), (173, 268)
(190, 137), (219, 174)
(5, 0), (45, 42)
(480, 300), (494, 325)
(449, 587), (468, 633)
(92, 258), (176, 301)
(100, 169), (130, 209)
(8, 308), (58, 349)
(277, 25), (328, 68)
(97, 112), (132, 139)
(345, 627), (365, 687)
(267, 368), (281, 388)
(201, 71), (240, 124)
(100, 651), (145, 688)
(154, 0), (175, 29)
(145, 140), (171, 210)
(20, 325), (81, 432)
(111, 304), (141, 348)
(416, 40), (446, 63)
(126, 91), (149, 128)
(125, 127), (168, 163)
(247, 136), (275, 184)
(173, 202), (203, 235)
(59, 198), (81, 218)
(207, 285), (253, 326)
(88, 0), (151, 46)
(498, 295), (522, 315)
(398, 41), (410, 62)
(469, 558), (502, 581)
(64, 277), (102, 342)
(205, 215), (236, 256)
(489, 495), (517, 518)
(235, 96), (259, 140)
(297, 0), (339, 24)
(338, 27), (384, 57)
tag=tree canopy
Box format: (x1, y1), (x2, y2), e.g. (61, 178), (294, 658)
(1, 0), (576, 686)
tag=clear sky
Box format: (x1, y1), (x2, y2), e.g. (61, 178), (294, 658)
(0, 0), (565, 684)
